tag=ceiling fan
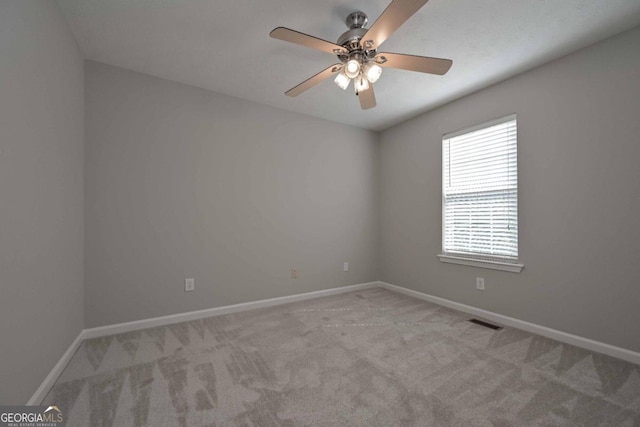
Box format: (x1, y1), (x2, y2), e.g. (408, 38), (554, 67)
(270, 0), (453, 110)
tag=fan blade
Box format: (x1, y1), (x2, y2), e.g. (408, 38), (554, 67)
(376, 52), (452, 75)
(358, 85), (376, 110)
(361, 0), (429, 50)
(270, 27), (347, 55)
(285, 64), (343, 97)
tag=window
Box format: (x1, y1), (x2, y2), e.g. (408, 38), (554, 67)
(439, 115), (523, 273)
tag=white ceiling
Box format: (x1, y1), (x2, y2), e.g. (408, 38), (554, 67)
(56, 0), (640, 131)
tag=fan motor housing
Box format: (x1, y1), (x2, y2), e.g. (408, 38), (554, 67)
(337, 27), (367, 50)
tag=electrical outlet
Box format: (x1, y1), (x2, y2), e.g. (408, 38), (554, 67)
(185, 278), (195, 292)
(476, 277), (485, 291)
(291, 268), (297, 279)
(343, 262), (349, 272)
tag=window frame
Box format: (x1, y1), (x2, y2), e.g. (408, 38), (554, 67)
(439, 114), (523, 273)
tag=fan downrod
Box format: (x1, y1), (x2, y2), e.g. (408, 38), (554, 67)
(345, 11), (368, 29)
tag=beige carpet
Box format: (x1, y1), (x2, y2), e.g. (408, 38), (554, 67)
(42, 287), (640, 426)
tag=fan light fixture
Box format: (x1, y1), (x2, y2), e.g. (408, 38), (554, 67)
(334, 72), (350, 90)
(334, 60), (382, 91)
(364, 63), (382, 83)
(344, 59), (361, 78)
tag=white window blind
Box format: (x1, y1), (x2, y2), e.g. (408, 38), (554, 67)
(442, 115), (518, 261)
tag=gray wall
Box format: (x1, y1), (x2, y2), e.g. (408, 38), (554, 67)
(0, 1), (84, 403)
(379, 27), (640, 352)
(85, 61), (379, 327)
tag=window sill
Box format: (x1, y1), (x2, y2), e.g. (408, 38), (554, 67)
(438, 254), (524, 273)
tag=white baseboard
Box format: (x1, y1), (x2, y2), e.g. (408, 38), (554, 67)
(27, 331), (84, 405)
(378, 281), (640, 366)
(30, 279), (639, 405)
(82, 281), (379, 339)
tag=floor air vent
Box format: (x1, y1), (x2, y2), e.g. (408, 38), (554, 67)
(469, 318), (503, 330)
